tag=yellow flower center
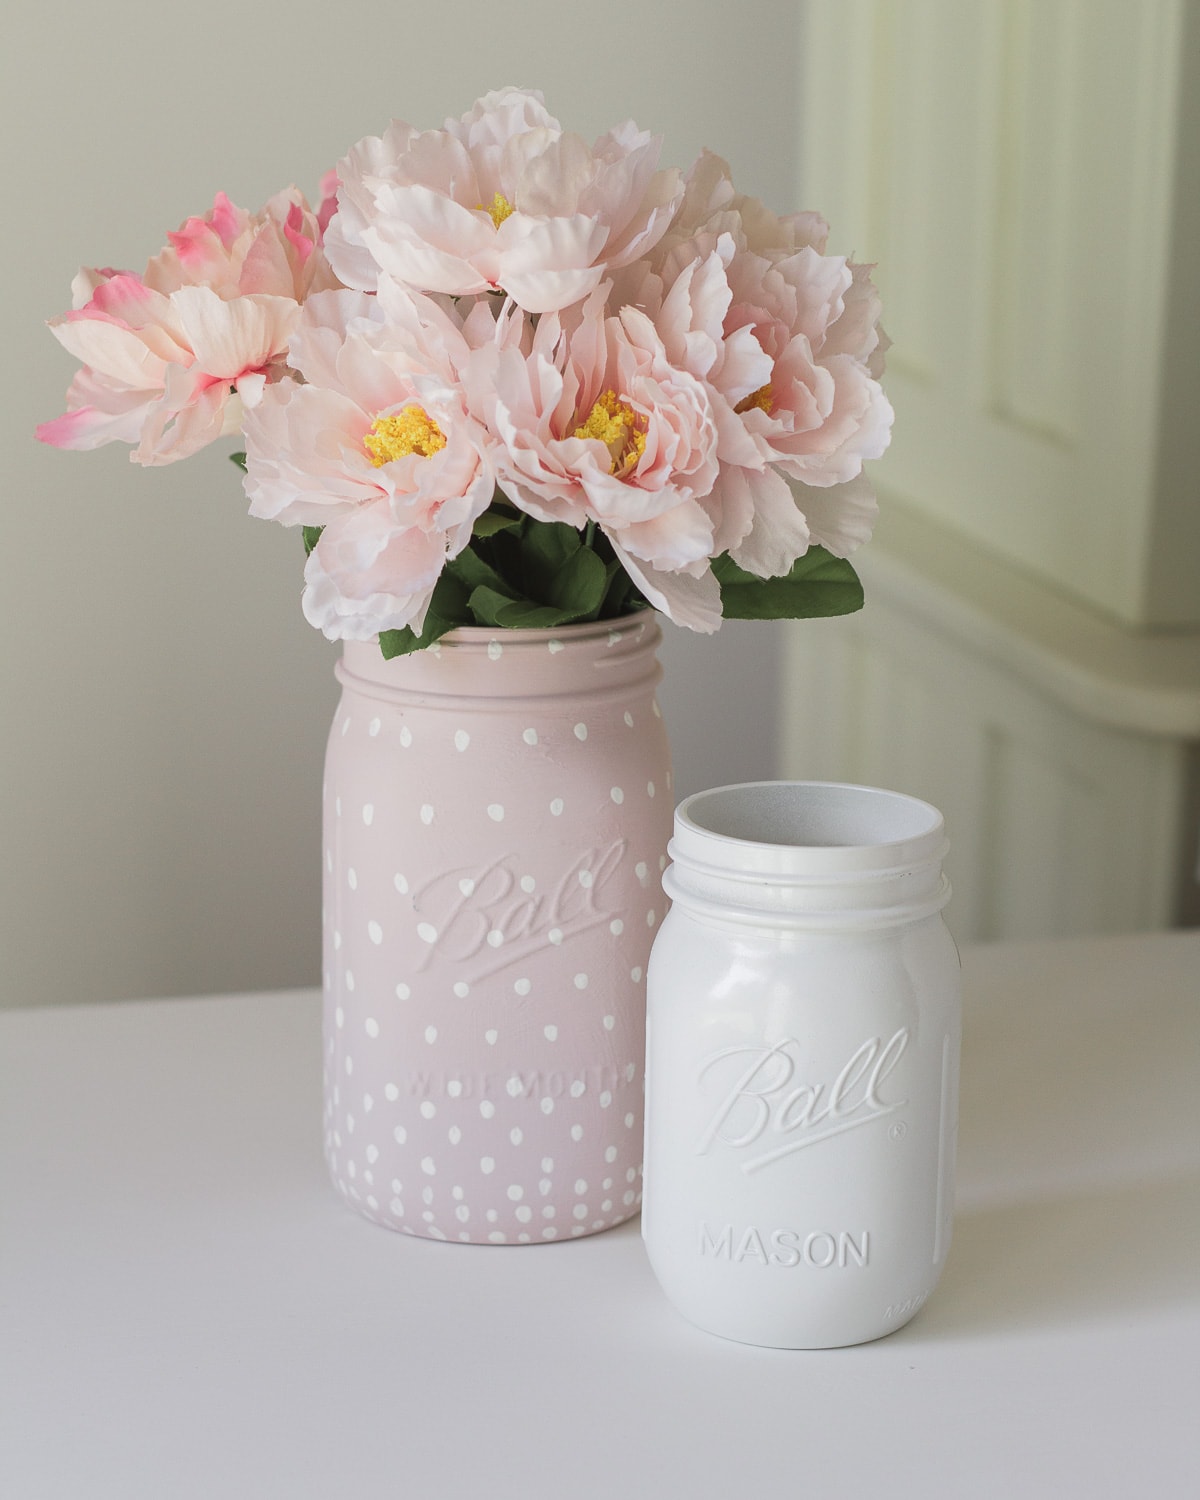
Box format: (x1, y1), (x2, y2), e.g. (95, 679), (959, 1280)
(363, 407), (447, 467)
(573, 390), (646, 477)
(734, 383), (774, 416)
(480, 192), (515, 229)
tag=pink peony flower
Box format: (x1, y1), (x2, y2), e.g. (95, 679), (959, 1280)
(243, 284), (496, 640)
(465, 286), (723, 631)
(324, 88), (684, 315)
(36, 189), (340, 464)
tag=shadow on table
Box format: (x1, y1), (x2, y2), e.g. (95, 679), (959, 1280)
(904, 1171), (1200, 1340)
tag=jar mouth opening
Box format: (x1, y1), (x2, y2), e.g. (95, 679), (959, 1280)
(678, 781), (944, 854)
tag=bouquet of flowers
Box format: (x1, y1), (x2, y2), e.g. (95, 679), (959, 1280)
(37, 88), (892, 657)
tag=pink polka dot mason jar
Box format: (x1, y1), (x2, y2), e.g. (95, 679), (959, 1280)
(321, 614), (673, 1243)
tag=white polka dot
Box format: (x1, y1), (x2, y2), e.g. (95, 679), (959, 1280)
(543, 1227), (558, 1239)
(548, 928), (563, 946)
(335, 1006), (345, 1029)
(578, 870), (593, 889)
(610, 918), (624, 935)
(420, 1101), (436, 1120)
(456, 1205), (470, 1223)
(574, 1178), (588, 1194)
(447, 1080), (462, 1098)
(516, 1205), (533, 1223)
(625, 1113), (636, 1128)
(344, 971), (356, 992)
(549, 798), (564, 817)
(541, 1157), (554, 1172)
(635, 861), (648, 882)
(487, 640), (503, 660)
(570, 1081), (586, 1099)
(486, 929), (504, 948)
(506, 1077), (524, 1098)
(610, 786), (624, 804)
(394, 873), (409, 894)
(543, 1025), (558, 1041)
(632, 966), (643, 982)
(333, 930), (342, 951)
(417, 922), (438, 944)
(448, 1126), (462, 1144)
(365, 1018), (380, 1039)
(335, 796), (342, 818)
(421, 1156), (436, 1174)
(400, 726), (413, 747)
(514, 978), (531, 996)
(488, 1231), (507, 1243)
(540, 1179), (553, 1196)
(485, 1029), (498, 1045)
(520, 875), (536, 893)
(385, 1083), (399, 1102)
(574, 973), (589, 990)
(624, 711), (634, 728)
(605, 1146), (618, 1163)
(454, 730), (470, 752)
(540, 1097), (554, 1114)
(625, 1063), (636, 1082)
(573, 1205), (588, 1220)
(458, 878), (475, 897)
(603, 1016), (615, 1031)
(395, 983), (410, 1000)
(487, 804), (505, 822)
(647, 909), (657, 927)
(600, 1090), (613, 1107)
(523, 728), (538, 746)
(647, 781), (656, 798)
(480, 1100), (495, 1119)
(507, 1185), (524, 1201)
(548, 639), (564, 654)
(369, 717), (381, 737)
(347, 867), (358, 890)
(608, 630), (621, 646)
(481, 1157), (495, 1174)
(368, 920), (383, 945)
(573, 723), (588, 741)
(510, 1127), (523, 1145)
(362, 1095), (374, 1114)
(424, 1026), (437, 1044)
(420, 804), (434, 825)
(362, 804), (374, 825)
(453, 981), (469, 998)
(570, 1124), (584, 1141)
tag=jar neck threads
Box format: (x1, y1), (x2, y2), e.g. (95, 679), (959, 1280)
(665, 782), (950, 930)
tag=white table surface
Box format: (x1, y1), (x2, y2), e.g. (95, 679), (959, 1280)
(2, 930), (1197, 1499)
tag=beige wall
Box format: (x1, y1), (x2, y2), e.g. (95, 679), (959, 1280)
(3, 0), (801, 1008)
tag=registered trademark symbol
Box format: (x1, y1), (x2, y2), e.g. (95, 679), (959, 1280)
(888, 1121), (907, 1140)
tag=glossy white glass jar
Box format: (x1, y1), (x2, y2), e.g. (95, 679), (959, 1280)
(642, 782), (960, 1348)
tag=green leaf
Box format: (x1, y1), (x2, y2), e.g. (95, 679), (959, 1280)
(521, 520), (582, 599)
(447, 545), (520, 600)
(302, 526), (323, 557)
(714, 546), (864, 620)
(472, 505), (523, 539)
(378, 568), (472, 659)
(494, 598), (588, 629)
(546, 544), (608, 619)
(465, 585), (522, 628)
(229, 450), (247, 472)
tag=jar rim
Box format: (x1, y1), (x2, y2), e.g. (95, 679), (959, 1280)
(673, 781), (948, 883)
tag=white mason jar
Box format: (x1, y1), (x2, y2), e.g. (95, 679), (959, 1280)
(642, 782), (960, 1348)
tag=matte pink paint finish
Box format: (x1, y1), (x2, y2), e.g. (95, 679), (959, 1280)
(321, 615), (673, 1244)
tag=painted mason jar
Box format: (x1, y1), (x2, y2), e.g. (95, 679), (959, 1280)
(322, 614), (672, 1244)
(643, 781), (960, 1346)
